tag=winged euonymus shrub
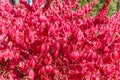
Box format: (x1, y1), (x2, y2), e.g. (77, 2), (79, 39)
(0, 0), (120, 79)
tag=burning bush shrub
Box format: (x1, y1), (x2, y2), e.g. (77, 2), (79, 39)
(0, 0), (120, 80)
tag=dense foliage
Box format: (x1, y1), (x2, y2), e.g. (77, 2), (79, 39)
(79, 0), (117, 17)
(0, 0), (120, 80)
